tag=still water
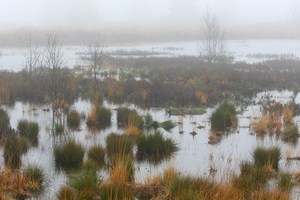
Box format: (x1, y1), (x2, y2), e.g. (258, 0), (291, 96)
(1, 90), (300, 198)
(0, 40), (300, 71)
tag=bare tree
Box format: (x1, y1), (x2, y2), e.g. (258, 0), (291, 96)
(199, 9), (226, 63)
(24, 39), (42, 75)
(43, 33), (68, 129)
(86, 42), (104, 90)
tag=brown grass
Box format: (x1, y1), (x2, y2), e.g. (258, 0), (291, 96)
(252, 189), (289, 200)
(109, 156), (134, 183)
(252, 114), (277, 134)
(283, 105), (294, 125)
(125, 124), (140, 135)
(0, 167), (41, 199)
(208, 130), (219, 144)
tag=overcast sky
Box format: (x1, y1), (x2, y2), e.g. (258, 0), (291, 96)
(0, 0), (297, 29)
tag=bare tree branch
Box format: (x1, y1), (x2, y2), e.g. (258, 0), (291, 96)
(24, 39), (42, 74)
(86, 42), (104, 90)
(200, 9), (226, 63)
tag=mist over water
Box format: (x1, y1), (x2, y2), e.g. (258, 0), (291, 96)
(0, 0), (299, 46)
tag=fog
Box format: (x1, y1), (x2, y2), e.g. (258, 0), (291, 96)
(0, 0), (299, 45)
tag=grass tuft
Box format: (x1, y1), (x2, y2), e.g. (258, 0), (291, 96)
(106, 133), (134, 159)
(54, 140), (85, 171)
(0, 108), (9, 135)
(87, 145), (106, 168)
(211, 101), (237, 132)
(67, 110), (81, 129)
(87, 104), (111, 129)
(4, 135), (29, 169)
(17, 120), (39, 145)
(136, 131), (179, 163)
(159, 120), (176, 131)
(253, 146), (281, 170)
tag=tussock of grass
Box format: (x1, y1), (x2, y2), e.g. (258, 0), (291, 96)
(253, 146), (281, 170)
(0, 167), (43, 199)
(283, 105), (294, 125)
(54, 140), (85, 171)
(87, 104), (111, 129)
(278, 173), (294, 191)
(252, 115), (272, 134)
(70, 171), (100, 197)
(117, 107), (143, 131)
(159, 120), (176, 131)
(67, 110), (81, 129)
(87, 145), (106, 168)
(0, 108), (9, 134)
(233, 164), (270, 194)
(4, 135), (29, 169)
(18, 119), (39, 145)
(57, 186), (74, 200)
(24, 165), (45, 186)
(283, 122), (299, 142)
(136, 131), (179, 163)
(109, 155), (135, 183)
(211, 101), (237, 132)
(55, 123), (64, 134)
(106, 133), (134, 159)
(99, 183), (134, 200)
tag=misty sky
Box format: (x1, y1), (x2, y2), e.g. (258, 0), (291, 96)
(0, 0), (298, 29)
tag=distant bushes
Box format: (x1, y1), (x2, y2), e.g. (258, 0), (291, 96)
(211, 101), (237, 132)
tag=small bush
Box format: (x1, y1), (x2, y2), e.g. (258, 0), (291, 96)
(211, 101), (237, 132)
(87, 145), (106, 168)
(0, 108), (9, 134)
(106, 133), (134, 159)
(253, 146), (281, 170)
(24, 165), (45, 185)
(17, 120), (39, 145)
(54, 140), (85, 170)
(4, 136), (29, 169)
(67, 110), (81, 129)
(136, 131), (179, 163)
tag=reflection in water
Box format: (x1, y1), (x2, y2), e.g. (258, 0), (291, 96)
(0, 90), (300, 198)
